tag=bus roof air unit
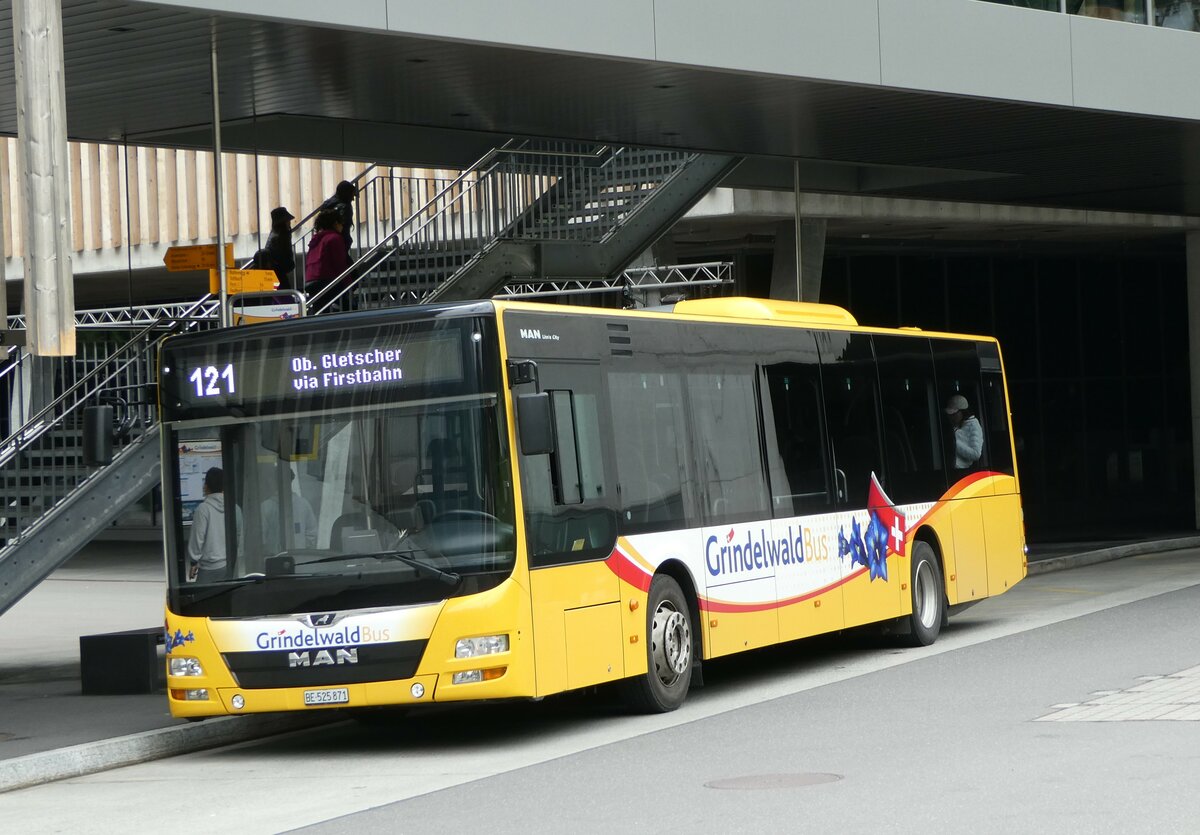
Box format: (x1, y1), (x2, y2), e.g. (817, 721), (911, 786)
(671, 297), (858, 327)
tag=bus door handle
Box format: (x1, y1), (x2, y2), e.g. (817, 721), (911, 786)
(834, 468), (847, 503)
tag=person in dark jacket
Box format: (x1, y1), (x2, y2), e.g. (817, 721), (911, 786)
(263, 206), (296, 290)
(304, 208), (350, 304)
(318, 180), (357, 254)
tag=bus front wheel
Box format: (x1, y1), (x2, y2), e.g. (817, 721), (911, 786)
(620, 574), (693, 713)
(904, 541), (945, 647)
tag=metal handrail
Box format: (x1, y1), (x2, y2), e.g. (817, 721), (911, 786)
(303, 139), (530, 312)
(238, 163), (378, 269)
(0, 292), (214, 456)
(306, 140), (659, 313)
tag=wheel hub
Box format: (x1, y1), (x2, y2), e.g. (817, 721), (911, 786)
(914, 560), (938, 629)
(651, 602), (691, 686)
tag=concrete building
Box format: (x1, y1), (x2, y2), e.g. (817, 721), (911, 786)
(4, 0), (1200, 547)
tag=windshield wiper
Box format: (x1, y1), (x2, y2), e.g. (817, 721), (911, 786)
(310, 549), (461, 587)
(180, 573), (304, 603)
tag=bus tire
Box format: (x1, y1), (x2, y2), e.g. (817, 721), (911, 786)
(904, 541), (945, 647)
(620, 574), (693, 713)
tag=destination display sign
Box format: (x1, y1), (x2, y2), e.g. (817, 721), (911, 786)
(160, 319), (472, 419)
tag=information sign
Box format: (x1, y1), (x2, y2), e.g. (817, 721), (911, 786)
(163, 243), (235, 272)
(208, 268), (279, 295)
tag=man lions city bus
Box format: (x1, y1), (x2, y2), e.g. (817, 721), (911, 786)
(159, 297), (1025, 717)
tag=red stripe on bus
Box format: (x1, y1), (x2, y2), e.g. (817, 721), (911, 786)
(606, 549), (653, 592)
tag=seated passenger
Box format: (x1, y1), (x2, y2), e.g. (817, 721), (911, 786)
(944, 394), (983, 469)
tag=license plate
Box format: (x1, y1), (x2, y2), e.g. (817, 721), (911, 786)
(303, 687), (349, 706)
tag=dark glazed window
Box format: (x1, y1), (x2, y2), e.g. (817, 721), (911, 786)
(608, 369), (691, 533)
(817, 332), (883, 508)
(518, 362), (616, 567)
(762, 344), (831, 517)
(874, 335), (946, 503)
(686, 367), (769, 524)
(979, 342), (1015, 478)
(933, 340), (987, 475)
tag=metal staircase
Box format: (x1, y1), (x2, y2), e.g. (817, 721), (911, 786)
(0, 140), (739, 616)
(307, 140), (740, 311)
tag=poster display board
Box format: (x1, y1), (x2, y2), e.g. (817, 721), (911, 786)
(177, 440), (222, 523)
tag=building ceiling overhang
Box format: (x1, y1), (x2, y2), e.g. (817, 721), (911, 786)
(0, 2), (1199, 216)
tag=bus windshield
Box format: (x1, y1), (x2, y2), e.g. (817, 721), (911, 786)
(161, 312), (513, 618)
(167, 396), (514, 617)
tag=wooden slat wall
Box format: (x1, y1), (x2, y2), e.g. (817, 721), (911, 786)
(0, 138), (380, 258)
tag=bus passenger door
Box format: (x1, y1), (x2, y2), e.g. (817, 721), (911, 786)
(761, 347), (844, 643)
(816, 332), (904, 628)
(515, 360), (624, 696)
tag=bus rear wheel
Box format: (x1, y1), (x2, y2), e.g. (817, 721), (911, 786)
(904, 541), (945, 647)
(620, 574), (693, 713)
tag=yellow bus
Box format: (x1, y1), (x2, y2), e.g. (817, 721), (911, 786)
(159, 296), (1025, 717)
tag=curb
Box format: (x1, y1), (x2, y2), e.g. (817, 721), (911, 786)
(0, 711), (338, 794)
(1027, 536), (1200, 576)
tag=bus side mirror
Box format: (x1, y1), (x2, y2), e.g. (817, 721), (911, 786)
(516, 393), (555, 456)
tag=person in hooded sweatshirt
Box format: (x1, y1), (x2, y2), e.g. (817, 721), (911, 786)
(187, 467), (239, 583)
(318, 180), (357, 254)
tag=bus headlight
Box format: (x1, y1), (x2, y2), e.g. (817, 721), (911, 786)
(170, 688), (210, 701)
(169, 657), (204, 677)
(455, 635), (509, 658)
(453, 667), (507, 685)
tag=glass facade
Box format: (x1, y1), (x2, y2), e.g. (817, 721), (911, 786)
(978, 1), (1061, 10)
(1069, 0), (1148, 23)
(821, 247), (1191, 541)
(977, 0), (1200, 29)
(1156, 1), (1200, 29)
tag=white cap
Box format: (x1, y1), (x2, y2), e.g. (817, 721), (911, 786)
(944, 394), (969, 414)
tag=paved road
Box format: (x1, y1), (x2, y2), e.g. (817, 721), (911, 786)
(7, 550), (1200, 834)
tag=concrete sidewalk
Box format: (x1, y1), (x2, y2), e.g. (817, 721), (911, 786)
(2, 532), (1199, 794)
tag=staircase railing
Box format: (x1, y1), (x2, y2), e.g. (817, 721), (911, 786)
(307, 140), (695, 313)
(0, 295), (220, 549)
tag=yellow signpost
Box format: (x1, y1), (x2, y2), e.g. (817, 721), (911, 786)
(163, 243), (235, 272)
(208, 269), (279, 295)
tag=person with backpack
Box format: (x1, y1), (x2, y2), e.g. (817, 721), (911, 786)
(304, 208), (350, 305)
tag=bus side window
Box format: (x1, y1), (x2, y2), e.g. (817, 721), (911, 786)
(873, 335), (946, 503)
(761, 359), (831, 518)
(978, 342), (1015, 477)
(517, 365), (617, 566)
(608, 369), (691, 533)
(932, 339), (988, 475)
(686, 367), (769, 525)
(816, 332), (884, 508)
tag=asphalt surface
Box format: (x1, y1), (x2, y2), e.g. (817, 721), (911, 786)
(0, 535), (1195, 801)
(305, 576), (1200, 834)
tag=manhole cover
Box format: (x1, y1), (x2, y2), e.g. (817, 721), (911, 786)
(705, 773), (843, 790)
